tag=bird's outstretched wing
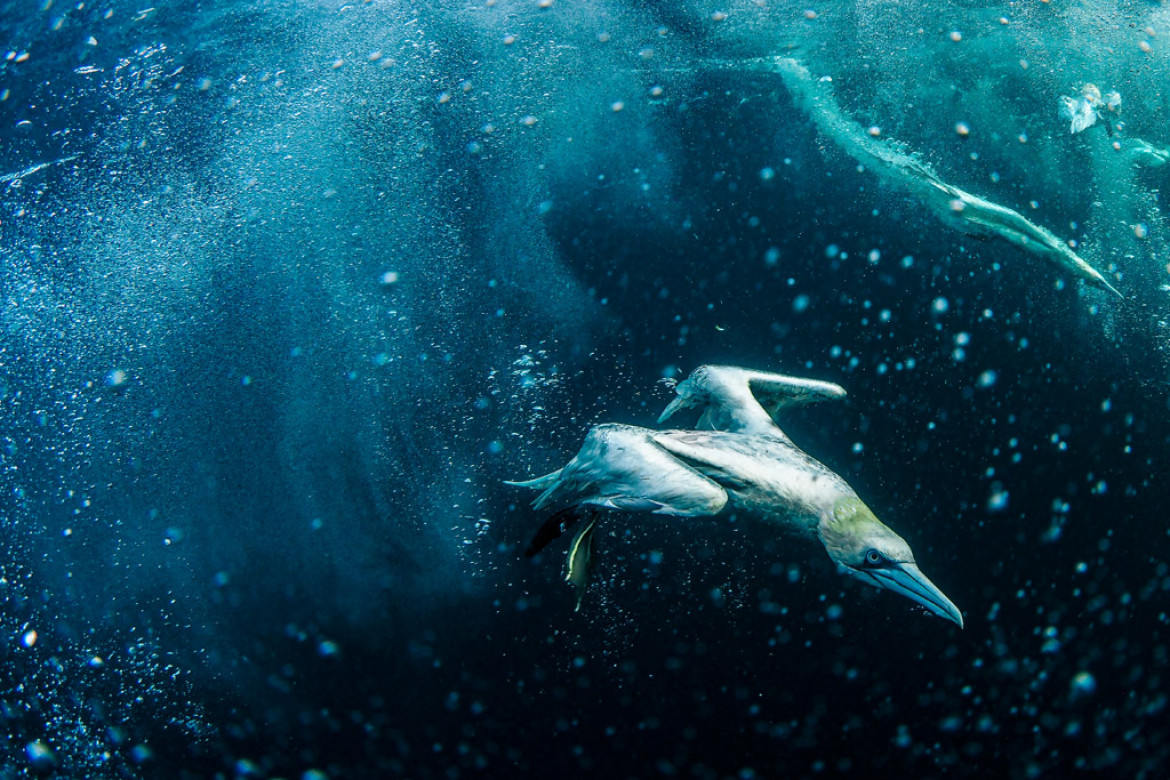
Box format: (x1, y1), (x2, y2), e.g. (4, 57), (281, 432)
(506, 423), (728, 516)
(658, 365), (846, 436)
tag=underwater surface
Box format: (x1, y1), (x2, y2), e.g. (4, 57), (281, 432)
(2, 0), (1170, 776)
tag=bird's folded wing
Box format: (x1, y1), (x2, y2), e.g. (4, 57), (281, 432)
(658, 365), (846, 436)
(506, 424), (728, 516)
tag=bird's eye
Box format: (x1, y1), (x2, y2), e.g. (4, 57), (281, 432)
(864, 549), (883, 566)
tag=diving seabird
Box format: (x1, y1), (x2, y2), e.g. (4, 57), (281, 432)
(734, 56), (1122, 298)
(508, 365), (963, 628)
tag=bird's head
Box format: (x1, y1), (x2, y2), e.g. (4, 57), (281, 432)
(818, 497), (963, 628)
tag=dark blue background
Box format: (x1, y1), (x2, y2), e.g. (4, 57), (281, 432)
(1, 1), (1168, 777)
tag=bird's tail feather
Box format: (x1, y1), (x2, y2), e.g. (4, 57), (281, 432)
(500, 470), (563, 512)
(504, 469), (563, 491)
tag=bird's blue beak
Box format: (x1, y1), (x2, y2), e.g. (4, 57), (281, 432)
(858, 562), (964, 628)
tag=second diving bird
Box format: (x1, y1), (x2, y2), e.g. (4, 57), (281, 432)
(508, 365), (963, 628)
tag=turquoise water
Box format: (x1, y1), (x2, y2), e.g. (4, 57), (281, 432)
(1, 1), (1169, 776)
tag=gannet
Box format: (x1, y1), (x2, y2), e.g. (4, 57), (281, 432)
(1123, 138), (1170, 168)
(729, 57), (1122, 298)
(508, 365), (963, 627)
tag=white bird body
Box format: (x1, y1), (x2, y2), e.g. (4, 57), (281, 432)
(509, 365), (963, 627)
(654, 429), (848, 532)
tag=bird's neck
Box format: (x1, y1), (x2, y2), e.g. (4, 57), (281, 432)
(816, 496), (878, 549)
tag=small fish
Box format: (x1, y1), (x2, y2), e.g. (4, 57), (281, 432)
(564, 514), (598, 611)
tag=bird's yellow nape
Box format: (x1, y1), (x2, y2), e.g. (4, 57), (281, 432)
(818, 497), (911, 568)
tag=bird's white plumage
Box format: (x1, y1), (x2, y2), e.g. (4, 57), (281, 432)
(658, 365), (846, 437)
(513, 366), (848, 524)
(512, 424), (728, 517)
(653, 430), (849, 530)
(508, 365), (962, 626)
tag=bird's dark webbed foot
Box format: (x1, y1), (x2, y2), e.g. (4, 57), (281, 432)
(525, 506), (596, 557)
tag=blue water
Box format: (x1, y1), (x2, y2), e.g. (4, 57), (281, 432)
(2, 1), (1169, 777)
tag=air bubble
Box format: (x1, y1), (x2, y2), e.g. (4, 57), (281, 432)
(1070, 671), (1097, 698)
(25, 741), (55, 771)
